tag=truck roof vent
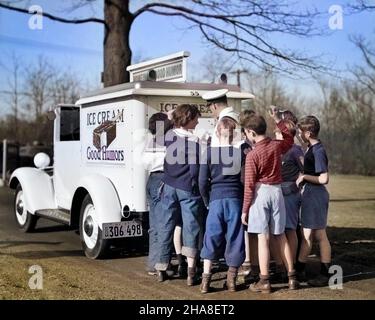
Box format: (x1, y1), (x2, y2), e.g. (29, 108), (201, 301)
(147, 70), (157, 81)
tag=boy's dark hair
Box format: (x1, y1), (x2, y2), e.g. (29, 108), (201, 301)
(284, 120), (297, 137)
(242, 114), (267, 135)
(239, 109), (256, 126)
(148, 112), (173, 135)
(282, 110), (298, 125)
(298, 115), (320, 138)
(217, 116), (237, 144)
(172, 104), (201, 127)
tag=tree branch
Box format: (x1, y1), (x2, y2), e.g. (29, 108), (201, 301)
(0, 2), (106, 25)
(132, 0), (326, 76)
(145, 7), (321, 73)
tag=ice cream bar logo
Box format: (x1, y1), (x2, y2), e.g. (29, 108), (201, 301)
(93, 120), (117, 149)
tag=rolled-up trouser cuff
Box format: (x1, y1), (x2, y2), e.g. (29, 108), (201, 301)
(181, 246), (198, 258)
(155, 262), (169, 271)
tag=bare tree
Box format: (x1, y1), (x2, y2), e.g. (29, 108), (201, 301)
(0, 53), (25, 142)
(350, 35), (375, 95)
(199, 52), (238, 83)
(50, 71), (81, 106)
(0, 0), (327, 87)
(349, 0), (375, 11)
(245, 69), (304, 116)
(23, 56), (54, 119)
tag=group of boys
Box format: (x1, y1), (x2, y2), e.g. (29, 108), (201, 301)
(144, 89), (332, 294)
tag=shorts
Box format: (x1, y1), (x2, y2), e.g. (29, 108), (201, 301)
(282, 182), (301, 230)
(300, 183), (329, 229)
(247, 183), (286, 235)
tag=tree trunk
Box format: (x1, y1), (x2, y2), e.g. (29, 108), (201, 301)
(103, 0), (133, 87)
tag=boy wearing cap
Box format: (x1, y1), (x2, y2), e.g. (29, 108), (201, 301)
(241, 109), (299, 293)
(202, 89), (242, 147)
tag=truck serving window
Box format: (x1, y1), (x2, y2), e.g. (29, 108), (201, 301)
(60, 107), (80, 141)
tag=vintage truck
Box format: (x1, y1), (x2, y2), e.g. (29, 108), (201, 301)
(8, 52), (254, 259)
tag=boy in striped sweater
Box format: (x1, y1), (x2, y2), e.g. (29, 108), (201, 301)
(241, 109), (299, 293)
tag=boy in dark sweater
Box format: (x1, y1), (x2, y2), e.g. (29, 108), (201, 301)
(155, 104), (204, 286)
(199, 117), (246, 293)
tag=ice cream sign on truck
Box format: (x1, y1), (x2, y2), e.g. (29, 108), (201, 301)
(8, 51), (254, 259)
(85, 108), (125, 164)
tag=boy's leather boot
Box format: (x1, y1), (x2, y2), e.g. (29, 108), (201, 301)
(225, 267), (238, 292)
(246, 264), (260, 284)
(308, 263), (330, 287)
(187, 267), (198, 286)
(200, 273), (212, 294)
(249, 274), (271, 293)
(157, 270), (167, 282)
(295, 261), (307, 282)
(178, 261), (188, 279)
(288, 271), (300, 290)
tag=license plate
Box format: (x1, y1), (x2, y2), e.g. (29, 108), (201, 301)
(102, 221), (143, 239)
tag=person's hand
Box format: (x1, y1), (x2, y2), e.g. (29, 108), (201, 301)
(268, 106), (281, 123)
(241, 212), (248, 226)
(166, 110), (174, 121)
(296, 174), (305, 187)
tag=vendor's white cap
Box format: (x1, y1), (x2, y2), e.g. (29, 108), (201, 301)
(202, 89), (229, 101)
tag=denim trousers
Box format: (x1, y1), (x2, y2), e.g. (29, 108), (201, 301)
(201, 198), (245, 267)
(146, 172), (164, 271)
(155, 183), (204, 271)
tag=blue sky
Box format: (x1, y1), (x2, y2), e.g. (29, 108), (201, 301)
(0, 0), (374, 117)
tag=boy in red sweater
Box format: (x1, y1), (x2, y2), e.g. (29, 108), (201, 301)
(241, 109), (299, 293)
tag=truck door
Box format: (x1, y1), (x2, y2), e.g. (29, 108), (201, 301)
(53, 105), (81, 210)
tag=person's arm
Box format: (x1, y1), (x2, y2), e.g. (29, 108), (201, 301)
(199, 150), (211, 207)
(297, 172), (329, 186)
(297, 147), (329, 186)
(189, 140), (201, 194)
(268, 108), (293, 154)
(241, 153), (258, 225)
(276, 121), (294, 154)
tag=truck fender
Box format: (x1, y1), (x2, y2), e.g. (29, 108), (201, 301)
(74, 174), (122, 228)
(9, 168), (56, 214)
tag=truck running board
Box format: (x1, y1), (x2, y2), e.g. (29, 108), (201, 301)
(35, 209), (71, 225)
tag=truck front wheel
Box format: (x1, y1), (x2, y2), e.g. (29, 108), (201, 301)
(14, 185), (38, 232)
(79, 194), (109, 259)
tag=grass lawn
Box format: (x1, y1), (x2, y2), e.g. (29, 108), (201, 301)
(319, 175), (375, 282)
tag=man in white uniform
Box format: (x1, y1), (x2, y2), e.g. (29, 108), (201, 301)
(201, 89), (241, 147)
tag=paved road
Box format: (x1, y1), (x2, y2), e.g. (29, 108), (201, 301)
(0, 186), (374, 300)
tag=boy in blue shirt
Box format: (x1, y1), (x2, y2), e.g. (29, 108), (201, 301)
(295, 116), (331, 287)
(199, 117), (246, 293)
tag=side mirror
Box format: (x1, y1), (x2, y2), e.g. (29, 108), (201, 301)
(34, 153), (50, 169)
(46, 110), (56, 121)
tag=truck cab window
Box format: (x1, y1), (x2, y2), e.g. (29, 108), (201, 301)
(60, 107), (80, 141)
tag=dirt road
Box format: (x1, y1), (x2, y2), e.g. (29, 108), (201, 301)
(1, 175), (375, 300)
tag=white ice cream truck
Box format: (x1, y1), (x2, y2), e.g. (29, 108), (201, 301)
(9, 52), (254, 259)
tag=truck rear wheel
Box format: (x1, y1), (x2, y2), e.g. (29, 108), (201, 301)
(14, 185), (38, 232)
(79, 194), (109, 259)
